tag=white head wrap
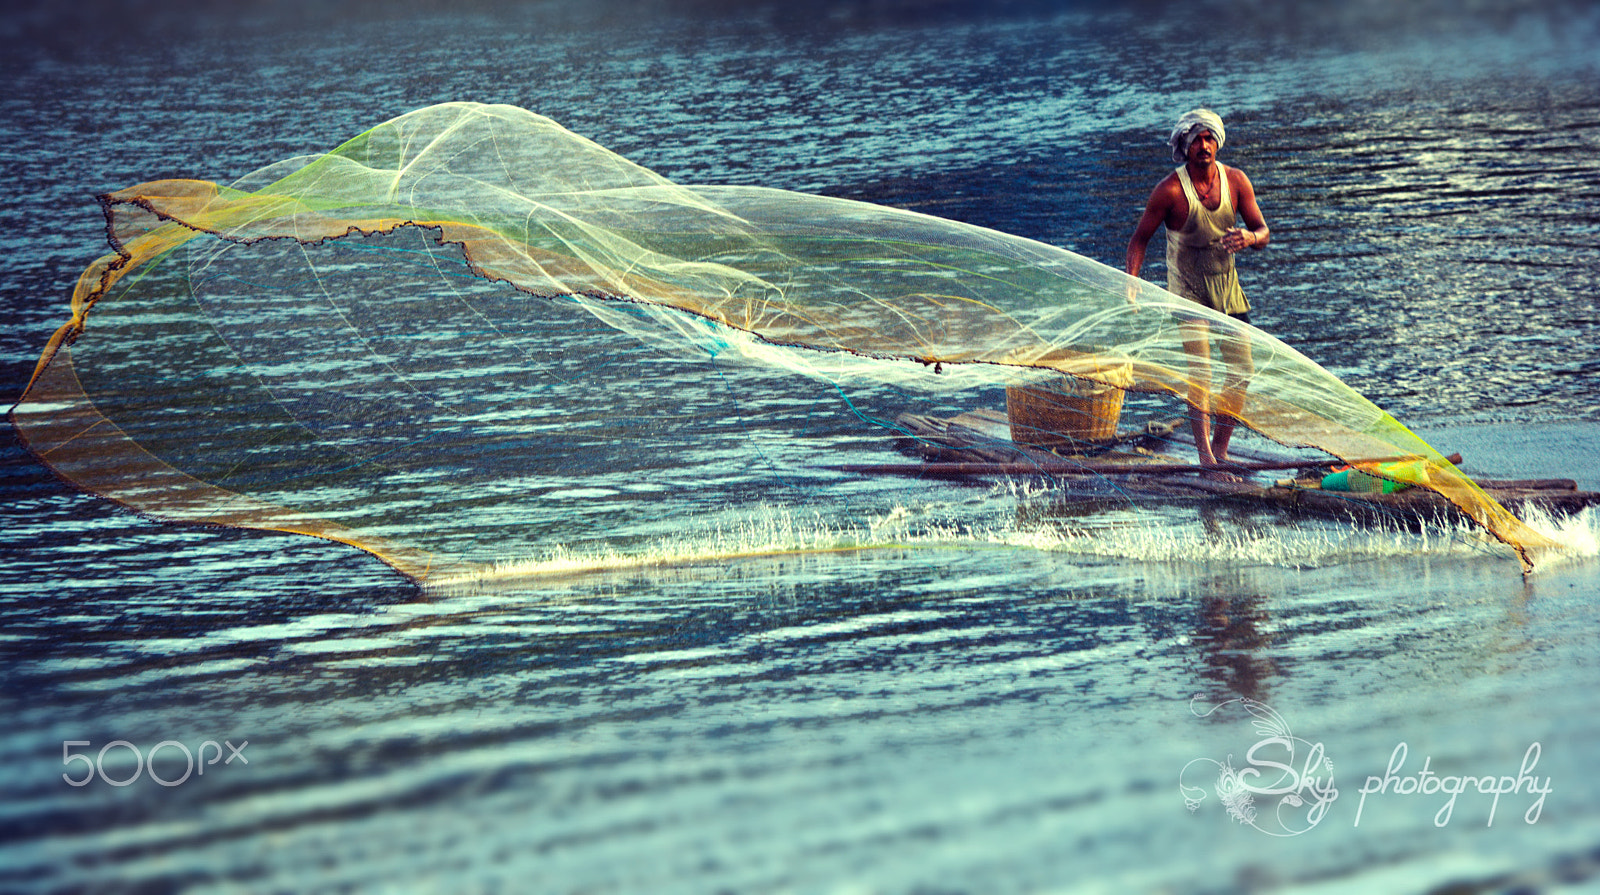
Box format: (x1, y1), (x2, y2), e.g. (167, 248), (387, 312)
(1168, 109), (1225, 163)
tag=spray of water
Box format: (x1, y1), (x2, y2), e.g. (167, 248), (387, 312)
(432, 482), (1574, 590)
(1520, 505), (1600, 571)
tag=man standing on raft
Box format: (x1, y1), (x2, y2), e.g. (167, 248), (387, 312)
(1125, 109), (1270, 470)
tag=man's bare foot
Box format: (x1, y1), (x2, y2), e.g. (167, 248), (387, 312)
(1199, 464), (1246, 483)
(1197, 450), (1247, 482)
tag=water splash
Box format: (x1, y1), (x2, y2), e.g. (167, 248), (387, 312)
(1521, 506), (1600, 571)
(434, 503), (928, 591)
(435, 488), (1524, 591)
(986, 507), (1508, 569)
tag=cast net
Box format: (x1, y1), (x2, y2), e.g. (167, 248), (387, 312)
(11, 102), (1554, 581)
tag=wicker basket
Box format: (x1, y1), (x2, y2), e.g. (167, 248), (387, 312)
(1006, 367), (1130, 449)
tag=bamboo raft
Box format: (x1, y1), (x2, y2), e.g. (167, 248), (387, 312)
(830, 408), (1600, 525)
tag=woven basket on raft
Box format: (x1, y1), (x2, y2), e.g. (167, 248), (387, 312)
(1006, 360), (1133, 449)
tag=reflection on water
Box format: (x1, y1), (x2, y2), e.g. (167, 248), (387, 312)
(1193, 589), (1279, 704)
(2, 1), (1599, 892)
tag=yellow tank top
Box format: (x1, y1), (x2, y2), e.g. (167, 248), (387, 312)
(1165, 164), (1249, 316)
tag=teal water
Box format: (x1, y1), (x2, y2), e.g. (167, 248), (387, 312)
(2, 2), (1599, 892)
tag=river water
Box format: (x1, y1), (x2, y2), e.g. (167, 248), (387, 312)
(3, 2), (1599, 892)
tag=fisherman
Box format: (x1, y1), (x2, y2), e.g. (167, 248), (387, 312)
(1125, 109), (1270, 471)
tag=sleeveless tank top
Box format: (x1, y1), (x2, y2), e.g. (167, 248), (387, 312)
(1165, 164), (1249, 315)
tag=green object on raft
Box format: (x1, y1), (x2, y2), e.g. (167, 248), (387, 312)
(1321, 459), (1434, 494)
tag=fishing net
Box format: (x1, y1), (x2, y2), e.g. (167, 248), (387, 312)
(11, 102), (1554, 581)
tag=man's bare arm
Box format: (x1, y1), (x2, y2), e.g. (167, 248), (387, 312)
(1221, 168), (1269, 253)
(1125, 185), (1174, 278)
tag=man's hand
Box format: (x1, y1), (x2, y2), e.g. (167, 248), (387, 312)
(1221, 227), (1255, 254)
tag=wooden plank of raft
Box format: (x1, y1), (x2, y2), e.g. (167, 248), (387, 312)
(831, 452), (1465, 478)
(1474, 478), (1578, 492)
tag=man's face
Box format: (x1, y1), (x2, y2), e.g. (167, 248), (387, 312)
(1186, 128), (1219, 164)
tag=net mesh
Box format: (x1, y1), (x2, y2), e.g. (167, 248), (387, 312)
(11, 102), (1554, 580)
